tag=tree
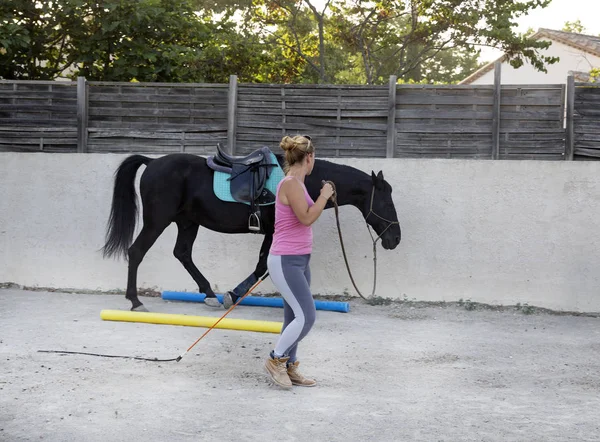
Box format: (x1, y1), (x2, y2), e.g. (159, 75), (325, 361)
(67, 0), (217, 82)
(328, 0), (559, 85)
(0, 0), (76, 79)
(1, 0), (562, 84)
(412, 46), (484, 84)
(248, 0), (341, 83)
(0, 0), (269, 82)
(246, 0), (560, 84)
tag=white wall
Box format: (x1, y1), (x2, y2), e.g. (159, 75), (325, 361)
(471, 39), (600, 84)
(1, 153), (600, 312)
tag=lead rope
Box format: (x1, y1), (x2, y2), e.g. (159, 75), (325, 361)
(324, 181), (376, 300)
(38, 273), (269, 363)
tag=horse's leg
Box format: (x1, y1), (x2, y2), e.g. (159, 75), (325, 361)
(223, 233), (272, 308)
(126, 223), (169, 312)
(173, 221), (219, 308)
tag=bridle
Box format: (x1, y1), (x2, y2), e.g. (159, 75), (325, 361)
(328, 181), (399, 300)
(364, 184), (400, 245)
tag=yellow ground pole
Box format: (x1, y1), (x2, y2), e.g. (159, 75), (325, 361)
(100, 310), (282, 334)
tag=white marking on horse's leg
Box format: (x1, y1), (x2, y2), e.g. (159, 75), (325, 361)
(204, 297), (221, 308)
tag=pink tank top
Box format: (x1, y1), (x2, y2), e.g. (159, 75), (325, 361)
(270, 176), (315, 256)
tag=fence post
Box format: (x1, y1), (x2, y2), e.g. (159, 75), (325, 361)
(227, 74), (238, 155)
(491, 61), (501, 160)
(386, 75), (397, 158)
(565, 75), (575, 160)
(76, 76), (88, 153)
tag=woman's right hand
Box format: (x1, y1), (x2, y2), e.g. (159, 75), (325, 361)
(320, 181), (335, 201)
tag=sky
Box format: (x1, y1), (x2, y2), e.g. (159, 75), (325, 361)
(479, 0), (600, 61)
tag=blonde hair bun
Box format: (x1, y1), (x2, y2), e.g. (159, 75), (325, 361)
(279, 135), (315, 173)
(280, 136), (296, 152)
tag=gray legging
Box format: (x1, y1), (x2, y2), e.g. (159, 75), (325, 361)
(267, 254), (316, 362)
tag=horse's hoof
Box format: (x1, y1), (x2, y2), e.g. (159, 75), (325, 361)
(222, 292), (237, 309)
(132, 305), (149, 312)
(204, 297), (221, 308)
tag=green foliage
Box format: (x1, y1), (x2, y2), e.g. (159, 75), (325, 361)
(0, 0), (261, 82)
(68, 0), (215, 82)
(249, 0), (558, 84)
(0, 0), (73, 79)
(562, 19), (586, 34)
(1, 0), (559, 84)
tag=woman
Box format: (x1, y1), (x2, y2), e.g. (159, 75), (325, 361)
(264, 135), (335, 389)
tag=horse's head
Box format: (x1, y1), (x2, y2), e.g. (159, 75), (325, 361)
(363, 170), (401, 250)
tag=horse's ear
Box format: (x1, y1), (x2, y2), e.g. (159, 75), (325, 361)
(371, 170), (384, 189)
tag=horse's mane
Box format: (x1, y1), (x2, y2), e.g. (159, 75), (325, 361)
(274, 152), (369, 181)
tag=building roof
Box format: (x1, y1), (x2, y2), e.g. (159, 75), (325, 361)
(459, 28), (600, 85)
(570, 70), (599, 83)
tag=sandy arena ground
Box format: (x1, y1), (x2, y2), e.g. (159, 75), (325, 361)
(1, 289), (599, 441)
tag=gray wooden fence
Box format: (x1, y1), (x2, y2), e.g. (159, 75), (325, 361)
(234, 83), (389, 157)
(0, 80), (78, 152)
(394, 80), (565, 160)
(84, 79), (229, 154)
(566, 78), (600, 160)
(1, 69), (596, 160)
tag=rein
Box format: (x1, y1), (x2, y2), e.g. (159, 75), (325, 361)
(325, 181), (399, 300)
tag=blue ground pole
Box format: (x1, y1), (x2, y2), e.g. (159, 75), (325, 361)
(161, 291), (350, 313)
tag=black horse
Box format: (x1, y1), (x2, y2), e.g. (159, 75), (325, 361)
(101, 152), (401, 311)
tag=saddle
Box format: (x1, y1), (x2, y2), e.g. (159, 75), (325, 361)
(207, 144), (278, 233)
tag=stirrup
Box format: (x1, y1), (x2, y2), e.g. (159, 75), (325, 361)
(249, 212), (261, 233)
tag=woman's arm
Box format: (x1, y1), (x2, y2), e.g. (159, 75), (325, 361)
(281, 179), (332, 226)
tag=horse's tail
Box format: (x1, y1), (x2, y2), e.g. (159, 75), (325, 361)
(102, 155), (153, 260)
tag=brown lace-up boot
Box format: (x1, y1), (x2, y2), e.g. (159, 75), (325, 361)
(287, 361), (316, 387)
(264, 354), (292, 389)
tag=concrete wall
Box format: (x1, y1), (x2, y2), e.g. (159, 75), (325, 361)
(471, 39), (600, 84)
(1, 153), (599, 312)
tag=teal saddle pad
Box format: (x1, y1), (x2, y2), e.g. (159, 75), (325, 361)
(213, 152), (285, 205)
